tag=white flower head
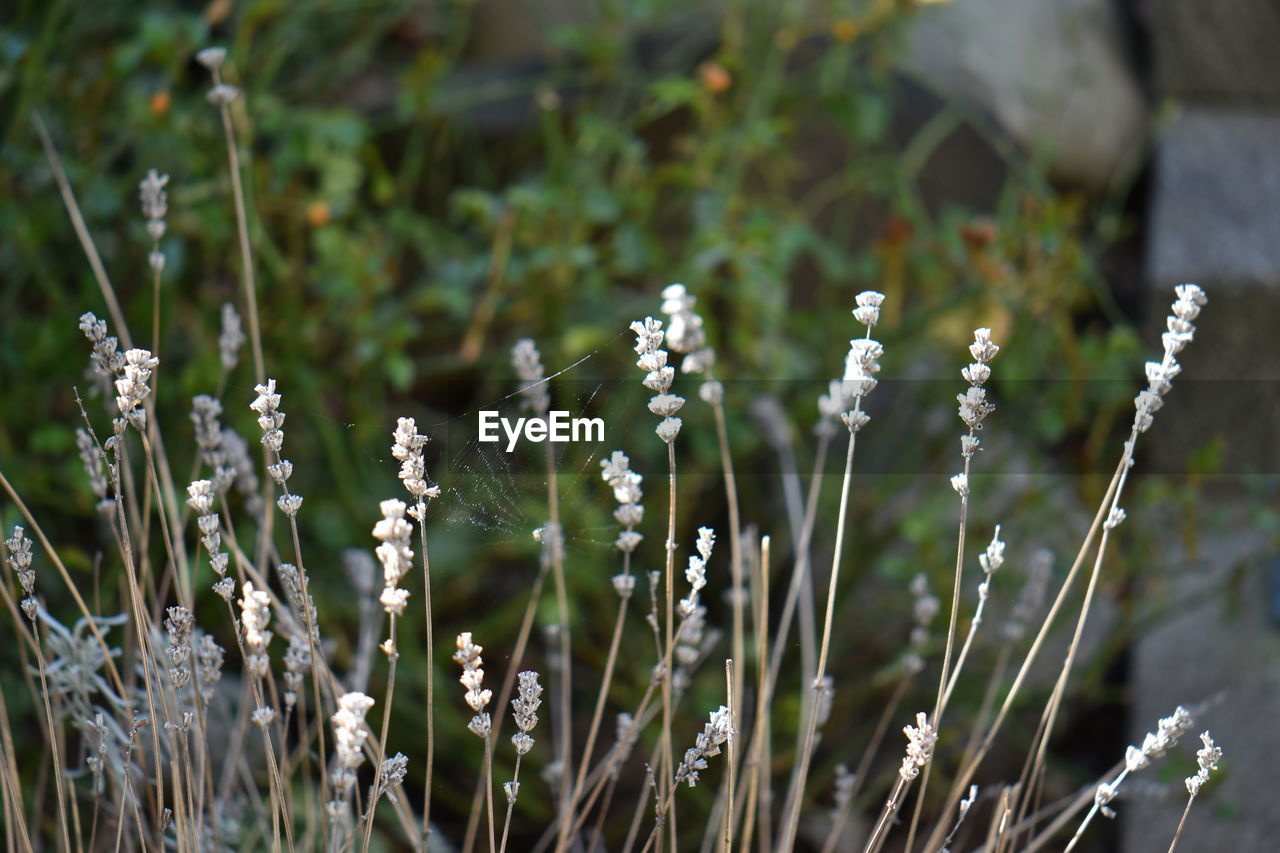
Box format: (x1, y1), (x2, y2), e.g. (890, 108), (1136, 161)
(978, 526), (1004, 575)
(852, 290), (885, 328)
(969, 328), (999, 363)
(675, 705), (734, 787)
(899, 712), (937, 780)
(196, 47), (227, 71)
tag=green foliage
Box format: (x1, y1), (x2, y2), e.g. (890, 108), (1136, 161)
(0, 0), (1154, 845)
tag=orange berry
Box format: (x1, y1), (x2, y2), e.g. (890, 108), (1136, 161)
(833, 19), (859, 43)
(306, 200), (331, 228)
(149, 91), (171, 116)
(698, 62), (732, 95)
(959, 220), (998, 251)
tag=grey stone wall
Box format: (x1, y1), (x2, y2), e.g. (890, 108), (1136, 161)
(1129, 2), (1280, 851)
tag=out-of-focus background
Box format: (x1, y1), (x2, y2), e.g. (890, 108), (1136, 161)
(2, 1), (1277, 849)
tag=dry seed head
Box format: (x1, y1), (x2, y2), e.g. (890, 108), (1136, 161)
(138, 169), (168, 227)
(378, 753), (409, 802)
(969, 328), (999, 363)
(647, 393), (685, 417)
(277, 494), (303, 517)
(219, 303), (245, 371)
(842, 338), (883, 398)
(978, 526), (1005, 575)
(213, 576), (235, 601)
(79, 312), (124, 393)
(675, 704), (733, 787)
(391, 417), (434, 502)
(75, 428), (112, 511)
(164, 606), (194, 688)
(115, 349), (159, 428)
(267, 459), (293, 486)
(601, 451), (644, 511)
(852, 289), (886, 328)
(207, 83), (239, 106)
(1135, 284), (1207, 433)
(833, 764), (855, 811)
(250, 379), (285, 453)
(512, 338), (551, 415)
(197, 633), (225, 704)
(956, 385), (994, 430)
(330, 691), (375, 812)
(512, 670), (543, 735)
(6, 526), (37, 619)
(454, 632), (492, 737)
(818, 378), (851, 421)
(238, 580), (273, 677)
(656, 417), (682, 443)
(1185, 731), (1221, 796)
(899, 712), (937, 780)
(660, 283), (715, 374)
(186, 479), (214, 516)
(196, 47), (226, 71)
(679, 526), (716, 617)
(1003, 548), (1052, 641)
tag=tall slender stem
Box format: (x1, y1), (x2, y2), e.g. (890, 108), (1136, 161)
(498, 755), (524, 853)
(659, 441), (678, 842)
(483, 735), (497, 853)
(462, 565), (549, 852)
(1165, 795), (1196, 853)
(360, 615), (399, 853)
(918, 452), (1127, 853)
(777, 419), (859, 852)
(544, 441), (574, 852)
(569, 553), (632, 823)
(417, 512), (435, 849)
(210, 69), (264, 386)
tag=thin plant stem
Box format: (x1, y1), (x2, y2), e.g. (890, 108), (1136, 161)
(723, 660), (736, 853)
(273, 461), (331, 814)
(777, 419), (859, 853)
(461, 564), (549, 853)
(0, 468), (126, 696)
(27, 622), (73, 853)
(209, 68), (264, 385)
(711, 398), (746, 732)
(0, 687), (34, 853)
(569, 552), (632, 823)
(1008, 762), (1123, 853)
(417, 509), (436, 850)
(738, 536), (770, 853)
(1062, 768), (1130, 853)
(863, 775), (911, 853)
(1013, 436), (1136, 837)
(1165, 794), (1196, 853)
(820, 675), (912, 853)
(659, 441), (678, 844)
(106, 450), (169, 837)
(766, 429), (830, 701)
(483, 735), (497, 853)
(544, 439), (574, 853)
(917, 451), (1127, 853)
(31, 113), (133, 350)
(497, 754), (524, 853)
(360, 614), (399, 853)
(904, 450), (975, 853)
